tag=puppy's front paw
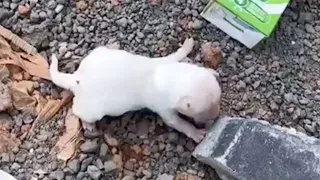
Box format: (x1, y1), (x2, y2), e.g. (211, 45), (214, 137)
(82, 122), (101, 138)
(181, 37), (194, 55)
(192, 128), (206, 143)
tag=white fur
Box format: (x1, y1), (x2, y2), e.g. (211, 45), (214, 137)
(50, 38), (221, 142)
(0, 170), (17, 180)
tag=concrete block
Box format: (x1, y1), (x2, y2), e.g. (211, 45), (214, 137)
(193, 117), (320, 180)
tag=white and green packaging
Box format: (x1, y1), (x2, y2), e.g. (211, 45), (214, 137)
(201, 0), (290, 49)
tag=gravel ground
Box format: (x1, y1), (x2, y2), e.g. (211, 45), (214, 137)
(1, 0), (320, 179)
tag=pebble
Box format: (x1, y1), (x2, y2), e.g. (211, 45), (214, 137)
(67, 159), (80, 173)
(48, 0), (57, 9)
(104, 160), (117, 173)
(49, 170), (65, 180)
(157, 173), (174, 180)
(99, 143), (109, 157)
(87, 165), (102, 180)
(116, 17), (128, 27)
(305, 24), (315, 33)
(77, 26), (86, 34)
(80, 140), (99, 153)
(55, 4), (64, 13)
(122, 176), (135, 180)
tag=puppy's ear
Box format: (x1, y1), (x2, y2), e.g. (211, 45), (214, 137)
(175, 96), (194, 115)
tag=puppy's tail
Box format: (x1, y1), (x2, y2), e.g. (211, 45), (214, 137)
(50, 54), (77, 91)
(152, 38), (194, 64)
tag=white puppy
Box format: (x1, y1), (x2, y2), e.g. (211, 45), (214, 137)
(50, 38), (221, 142)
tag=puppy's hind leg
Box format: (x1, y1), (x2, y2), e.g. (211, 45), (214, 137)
(81, 120), (102, 138)
(152, 38), (194, 63)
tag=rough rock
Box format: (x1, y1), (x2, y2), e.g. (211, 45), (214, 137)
(193, 117), (320, 180)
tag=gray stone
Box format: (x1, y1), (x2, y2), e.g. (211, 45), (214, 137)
(100, 22), (108, 30)
(30, 11), (40, 23)
(77, 26), (86, 34)
(0, 8), (14, 24)
(122, 176), (135, 180)
(192, 19), (203, 29)
(99, 143), (109, 157)
(305, 24), (315, 33)
(193, 117), (320, 180)
(47, 0), (57, 9)
(87, 165), (102, 180)
(67, 159), (80, 173)
(55, 4), (64, 13)
(156, 173), (174, 180)
(49, 170), (64, 180)
(116, 17), (128, 27)
(80, 140), (98, 153)
(104, 160), (117, 173)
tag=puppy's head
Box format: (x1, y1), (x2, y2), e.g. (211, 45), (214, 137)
(175, 68), (221, 127)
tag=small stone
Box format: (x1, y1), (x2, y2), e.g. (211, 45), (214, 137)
(284, 93), (296, 104)
(80, 157), (93, 171)
(99, 143), (109, 157)
(167, 132), (179, 143)
(112, 154), (123, 169)
(100, 22), (108, 30)
(245, 66), (255, 76)
(104, 160), (117, 173)
(87, 165), (102, 180)
(122, 176), (135, 180)
(76, 0), (88, 11)
(304, 123), (316, 133)
(30, 11), (40, 22)
(305, 24), (315, 33)
(55, 4), (64, 13)
(142, 147), (151, 156)
(67, 159), (80, 173)
(131, 145), (142, 154)
(80, 140), (99, 153)
(0, 82), (12, 112)
(104, 134), (119, 147)
(77, 26), (86, 34)
(18, 5), (29, 15)
(142, 170), (152, 178)
(11, 162), (21, 171)
(137, 32), (144, 38)
(236, 80), (246, 90)
(76, 172), (85, 179)
(192, 19), (202, 29)
(48, 0), (57, 9)
(124, 161), (134, 171)
(2, 153), (10, 163)
(39, 11), (47, 19)
(116, 17), (128, 27)
(156, 173), (174, 180)
(49, 170), (64, 180)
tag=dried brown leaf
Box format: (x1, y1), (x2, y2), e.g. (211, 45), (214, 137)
(33, 91), (48, 115)
(11, 80), (36, 113)
(0, 28), (50, 80)
(52, 109), (82, 161)
(202, 43), (222, 70)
